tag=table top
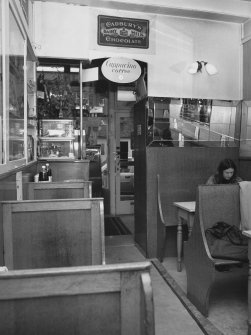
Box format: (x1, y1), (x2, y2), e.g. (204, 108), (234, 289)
(242, 230), (251, 238)
(173, 201), (196, 212)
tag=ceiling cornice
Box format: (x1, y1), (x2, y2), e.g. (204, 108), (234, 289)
(32, 0), (251, 23)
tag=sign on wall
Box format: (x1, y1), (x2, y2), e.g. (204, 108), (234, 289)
(101, 57), (141, 83)
(98, 15), (149, 49)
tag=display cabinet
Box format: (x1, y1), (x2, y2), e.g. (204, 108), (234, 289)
(38, 119), (75, 159)
(9, 118), (25, 161)
(8, 5), (26, 162)
(26, 45), (37, 162)
(0, 1), (37, 170)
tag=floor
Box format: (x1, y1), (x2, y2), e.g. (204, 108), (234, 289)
(106, 215), (249, 335)
(162, 257), (248, 335)
(105, 235), (204, 335)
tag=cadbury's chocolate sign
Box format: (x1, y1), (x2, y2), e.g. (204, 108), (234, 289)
(98, 15), (149, 49)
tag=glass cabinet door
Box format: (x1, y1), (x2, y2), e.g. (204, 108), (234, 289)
(0, 1), (3, 164)
(0, 1), (37, 171)
(8, 6), (25, 161)
(26, 46), (37, 162)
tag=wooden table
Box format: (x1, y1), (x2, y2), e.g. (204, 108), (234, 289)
(173, 201), (196, 272)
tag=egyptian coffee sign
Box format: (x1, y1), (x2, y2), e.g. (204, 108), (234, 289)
(98, 15), (149, 49)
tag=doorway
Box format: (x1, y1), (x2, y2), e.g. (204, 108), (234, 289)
(114, 111), (134, 214)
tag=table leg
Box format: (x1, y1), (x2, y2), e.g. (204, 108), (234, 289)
(177, 216), (183, 272)
(188, 215), (194, 237)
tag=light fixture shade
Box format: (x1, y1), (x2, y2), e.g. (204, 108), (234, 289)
(188, 62), (199, 74)
(205, 63), (218, 75)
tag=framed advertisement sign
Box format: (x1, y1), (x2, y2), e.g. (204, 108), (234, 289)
(98, 15), (149, 49)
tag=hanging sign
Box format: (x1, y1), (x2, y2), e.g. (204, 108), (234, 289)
(101, 57), (141, 83)
(98, 15), (149, 49)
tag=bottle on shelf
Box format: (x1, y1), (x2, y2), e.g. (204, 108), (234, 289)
(46, 163), (52, 182)
(39, 165), (48, 182)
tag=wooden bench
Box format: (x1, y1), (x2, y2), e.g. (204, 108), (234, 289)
(243, 230), (251, 335)
(184, 184), (247, 316)
(25, 180), (92, 200)
(0, 262), (155, 335)
(1, 198), (105, 269)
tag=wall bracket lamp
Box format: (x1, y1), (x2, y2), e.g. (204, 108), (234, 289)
(188, 61), (218, 75)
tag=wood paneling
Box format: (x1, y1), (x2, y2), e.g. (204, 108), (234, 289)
(2, 198), (105, 269)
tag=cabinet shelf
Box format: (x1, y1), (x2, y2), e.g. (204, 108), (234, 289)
(9, 136), (24, 141)
(38, 156), (75, 160)
(39, 137), (75, 141)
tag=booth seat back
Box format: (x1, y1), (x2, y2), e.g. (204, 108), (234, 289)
(1, 198), (105, 269)
(198, 184), (240, 231)
(25, 181), (92, 200)
(0, 262), (155, 335)
(184, 184), (244, 317)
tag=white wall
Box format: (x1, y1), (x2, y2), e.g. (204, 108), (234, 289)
(34, 2), (242, 100)
(149, 16), (241, 99)
(34, 2), (90, 59)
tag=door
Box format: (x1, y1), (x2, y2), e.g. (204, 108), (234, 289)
(115, 111), (134, 214)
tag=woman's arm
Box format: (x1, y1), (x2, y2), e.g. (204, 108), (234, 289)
(205, 175), (217, 185)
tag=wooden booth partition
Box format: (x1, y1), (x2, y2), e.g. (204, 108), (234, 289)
(0, 262), (154, 335)
(134, 146), (240, 258)
(1, 198), (105, 269)
(0, 163), (37, 265)
(36, 160), (90, 182)
(26, 180), (92, 200)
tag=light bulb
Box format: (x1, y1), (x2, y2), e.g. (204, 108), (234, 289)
(188, 62), (199, 74)
(205, 63), (218, 75)
(188, 61), (203, 74)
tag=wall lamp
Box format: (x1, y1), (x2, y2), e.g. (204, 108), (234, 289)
(188, 61), (218, 75)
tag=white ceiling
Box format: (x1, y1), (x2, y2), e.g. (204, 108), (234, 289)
(32, 0), (251, 23)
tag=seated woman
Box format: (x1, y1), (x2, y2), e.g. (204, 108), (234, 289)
(206, 158), (242, 185)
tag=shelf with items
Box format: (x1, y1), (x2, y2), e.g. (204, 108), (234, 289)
(38, 138), (75, 160)
(39, 119), (74, 138)
(9, 135), (24, 141)
(38, 119), (76, 160)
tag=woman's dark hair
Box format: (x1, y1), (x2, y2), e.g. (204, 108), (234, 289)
(216, 158), (237, 183)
